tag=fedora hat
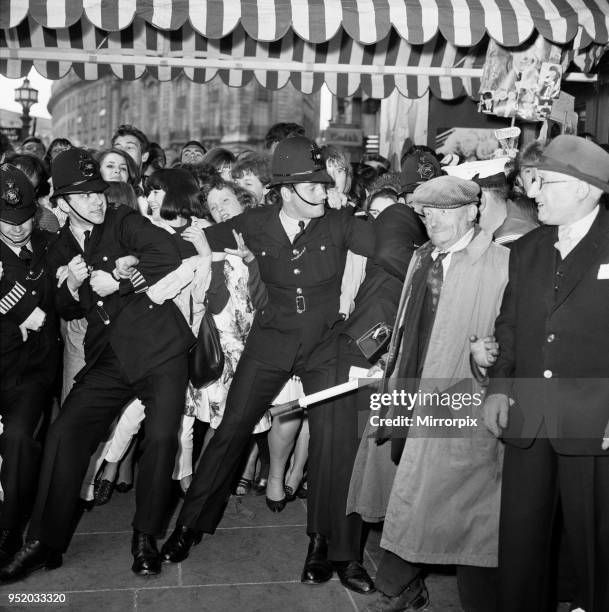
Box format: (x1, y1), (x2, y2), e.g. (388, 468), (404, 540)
(268, 136), (333, 187)
(0, 164), (36, 225)
(50, 148), (108, 202)
(524, 135), (609, 193)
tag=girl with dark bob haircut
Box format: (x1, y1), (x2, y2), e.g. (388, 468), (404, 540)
(146, 168), (206, 220)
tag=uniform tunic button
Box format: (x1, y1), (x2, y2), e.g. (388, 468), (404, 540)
(543, 370), (553, 379)
(103, 320), (110, 326)
(261, 251), (266, 256)
(296, 288), (302, 294)
(320, 245), (326, 251)
(97, 300), (103, 307)
(31, 290), (36, 295)
(102, 256), (108, 261)
(293, 268), (301, 275)
(547, 334), (555, 343)
(293, 248), (299, 255)
(148, 305), (153, 309)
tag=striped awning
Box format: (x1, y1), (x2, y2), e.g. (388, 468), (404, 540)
(1, 1), (608, 99)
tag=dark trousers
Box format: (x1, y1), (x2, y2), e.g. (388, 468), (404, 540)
(27, 345), (188, 551)
(0, 383), (50, 530)
(178, 349), (335, 537)
(499, 437), (609, 612)
(306, 335), (363, 560)
(376, 549), (497, 612)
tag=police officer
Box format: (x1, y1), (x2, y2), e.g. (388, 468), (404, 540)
(161, 135), (379, 592)
(0, 165), (61, 562)
(0, 149), (195, 581)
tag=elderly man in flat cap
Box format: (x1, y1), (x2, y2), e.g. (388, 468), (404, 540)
(485, 135), (609, 612)
(360, 175), (509, 612)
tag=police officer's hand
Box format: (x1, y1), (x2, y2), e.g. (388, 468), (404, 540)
(183, 226), (212, 257)
(326, 187), (348, 210)
(18, 306), (46, 342)
(90, 270), (119, 297)
(67, 255), (89, 293)
(56, 265), (68, 287)
(483, 393), (510, 438)
(0, 261), (3, 279)
(470, 334), (499, 368)
(114, 255), (140, 279)
(602, 420), (609, 451)
(224, 230), (255, 264)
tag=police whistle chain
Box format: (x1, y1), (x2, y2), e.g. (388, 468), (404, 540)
(269, 368), (381, 417)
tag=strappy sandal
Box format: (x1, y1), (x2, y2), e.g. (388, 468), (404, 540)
(234, 477), (252, 496)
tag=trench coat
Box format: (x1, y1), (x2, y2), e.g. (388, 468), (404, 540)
(350, 229), (509, 567)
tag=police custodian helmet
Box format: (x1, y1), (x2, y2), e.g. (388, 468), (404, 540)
(268, 136), (333, 187)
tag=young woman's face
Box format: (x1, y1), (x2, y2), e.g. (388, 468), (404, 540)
(100, 153), (129, 183)
(207, 187), (244, 223)
(146, 187), (166, 214)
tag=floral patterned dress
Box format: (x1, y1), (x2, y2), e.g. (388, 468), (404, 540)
(187, 255), (272, 432)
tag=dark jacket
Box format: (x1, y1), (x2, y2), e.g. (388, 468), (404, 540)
(344, 204), (427, 346)
(45, 204), (194, 383)
(0, 229), (61, 390)
(204, 205), (378, 370)
(489, 205), (609, 455)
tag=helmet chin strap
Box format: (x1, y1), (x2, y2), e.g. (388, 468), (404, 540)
(292, 184), (328, 207)
(65, 199), (99, 226)
(0, 217), (34, 247)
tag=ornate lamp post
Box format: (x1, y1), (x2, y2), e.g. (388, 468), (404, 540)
(14, 77), (39, 140)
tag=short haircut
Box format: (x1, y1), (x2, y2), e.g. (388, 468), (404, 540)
(181, 140), (207, 155)
(321, 145), (353, 194)
(111, 124), (150, 154)
(105, 182), (138, 211)
(143, 142), (167, 172)
(96, 148), (141, 189)
(5, 153), (50, 197)
(22, 136), (44, 147)
(368, 186), (399, 207)
(231, 152), (272, 185)
(264, 122), (305, 150)
(146, 168), (204, 220)
(201, 147), (236, 172)
(200, 176), (240, 216)
(178, 162), (220, 188)
(233, 184), (259, 209)
(44, 137), (73, 167)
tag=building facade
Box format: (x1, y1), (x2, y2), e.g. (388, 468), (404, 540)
(47, 73), (321, 156)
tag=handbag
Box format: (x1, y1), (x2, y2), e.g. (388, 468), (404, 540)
(355, 321), (393, 363)
(189, 308), (225, 388)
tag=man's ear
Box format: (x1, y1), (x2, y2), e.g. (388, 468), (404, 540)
(467, 203), (479, 222)
(141, 151), (149, 165)
(56, 196), (70, 214)
(280, 185), (292, 202)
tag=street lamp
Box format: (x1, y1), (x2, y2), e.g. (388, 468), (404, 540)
(14, 77), (39, 140)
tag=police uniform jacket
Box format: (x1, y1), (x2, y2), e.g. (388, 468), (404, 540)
(344, 203), (427, 344)
(489, 205), (609, 455)
(204, 205), (378, 370)
(45, 204), (194, 383)
(0, 229), (60, 390)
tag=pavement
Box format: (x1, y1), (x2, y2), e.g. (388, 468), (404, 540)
(0, 487), (464, 612)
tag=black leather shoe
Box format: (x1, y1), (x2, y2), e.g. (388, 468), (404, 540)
(94, 478), (115, 506)
(0, 540), (62, 583)
(333, 560), (375, 594)
(115, 482), (133, 494)
(265, 495), (287, 513)
(364, 576), (429, 612)
(160, 525), (202, 563)
(0, 529), (23, 563)
(131, 531), (161, 576)
(301, 533), (333, 584)
(252, 477), (268, 495)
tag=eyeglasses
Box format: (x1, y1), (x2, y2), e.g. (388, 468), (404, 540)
(535, 176), (577, 190)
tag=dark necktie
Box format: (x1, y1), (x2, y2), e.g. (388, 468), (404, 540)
(294, 220), (306, 242)
(426, 252), (448, 312)
(83, 230), (91, 254)
(19, 245), (33, 265)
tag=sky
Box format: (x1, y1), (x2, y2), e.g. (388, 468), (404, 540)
(0, 68), (331, 129)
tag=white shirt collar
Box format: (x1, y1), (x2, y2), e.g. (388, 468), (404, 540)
(557, 205), (599, 244)
(279, 209), (311, 243)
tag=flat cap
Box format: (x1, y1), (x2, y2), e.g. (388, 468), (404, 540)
(412, 175), (480, 209)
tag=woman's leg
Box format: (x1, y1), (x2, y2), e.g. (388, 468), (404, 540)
(173, 416), (195, 493)
(285, 417), (309, 496)
(266, 414), (303, 502)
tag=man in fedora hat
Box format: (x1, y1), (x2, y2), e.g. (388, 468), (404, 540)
(484, 135), (609, 612)
(161, 135), (380, 593)
(0, 165), (61, 562)
(0, 148), (195, 581)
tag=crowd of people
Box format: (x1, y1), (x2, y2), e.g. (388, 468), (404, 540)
(0, 120), (608, 612)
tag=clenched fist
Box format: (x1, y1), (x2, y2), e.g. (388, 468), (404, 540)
(67, 255), (89, 293)
(90, 270), (119, 297)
